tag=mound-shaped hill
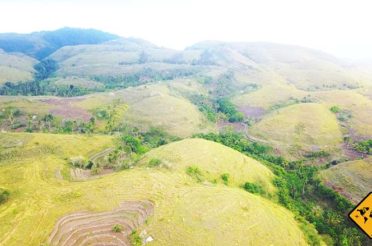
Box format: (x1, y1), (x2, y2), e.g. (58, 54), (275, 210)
(139, 138), (275, 193)
(49, 38), (197, 79)
(249, 103), (343, 159)
(0, 50), (37, 84)
(320, 157), (372, 203)
(0, 27), (119, 59)
(312, 90), (372, 138)
(74, 83), (214, 137)
(0, 133), (309, 245)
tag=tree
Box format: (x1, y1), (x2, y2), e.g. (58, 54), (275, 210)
(34, 59), (58, 80)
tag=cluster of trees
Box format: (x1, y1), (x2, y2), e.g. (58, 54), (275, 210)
(0, 106), (97, 134)
(189, 94), (217, 122)
(216, 98), (244, 122)
(195, 131), (367, 245)
(107, 127), (179, 169)
(0, 59), (66, 96)
(189, 95), (245, 123)
(92, 67), (198, 90)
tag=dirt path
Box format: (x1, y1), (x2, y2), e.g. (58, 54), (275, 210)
(48, 200), (154, 246)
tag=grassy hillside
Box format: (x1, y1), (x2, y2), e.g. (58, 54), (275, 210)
(0, 50), (37, 84)
(138, 138), (275, 193)
(74, 83), (214, 137)
(320, 157), (372, 203)
(0, 133), (308, 245)
(312, 90), (372, 137)
(249, 103), (343, 159)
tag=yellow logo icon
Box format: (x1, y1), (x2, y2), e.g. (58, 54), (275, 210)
(349, 192), (372, 239)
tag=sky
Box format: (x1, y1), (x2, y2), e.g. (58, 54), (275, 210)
(1, 0), (372, 60)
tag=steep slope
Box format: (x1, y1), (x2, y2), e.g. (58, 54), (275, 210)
(320, 157), (372, 203)
(0, 50), (37, 84)
(0, 133), (308, 245)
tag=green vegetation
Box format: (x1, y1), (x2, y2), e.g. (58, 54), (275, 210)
(353, 139), (372, 154)
(186, 166), (204, 182)
(189, 94), (217, 122)
(330, 105), (341, 113)
(112, 224), (123, 233)
(0, 188), (10, 204)
(304, 150), (330, 159)
(216, 98), (244, 122)
(220, 173), (230, 185)
(148, 158), (161, 167)
(34, 59), (58, 80)
(129, 230), (142, 246)
(242, 182), (264, 195)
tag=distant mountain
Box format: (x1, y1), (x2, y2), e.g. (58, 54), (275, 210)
(0, 27), (119, 59)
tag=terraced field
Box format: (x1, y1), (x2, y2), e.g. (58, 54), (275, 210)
(48, 200), (154, 246)
(0, 133), (309, 245)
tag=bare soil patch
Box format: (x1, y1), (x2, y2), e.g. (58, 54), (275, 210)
(238, 106), (265, 119)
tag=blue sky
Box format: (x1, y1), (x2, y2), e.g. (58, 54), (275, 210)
(1, 0), (372, 60)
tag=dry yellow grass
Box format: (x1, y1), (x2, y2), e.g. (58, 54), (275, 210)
(250, 103), (343, 159)
(0, 51), (37, 84)
(233, 84), (307, 110)
(0, 133), (308, 246)
(319, 157), (372, 203)
(313, 90), (372, 137)
(139, 138), (275, 193)
(75, 83), (214, 137)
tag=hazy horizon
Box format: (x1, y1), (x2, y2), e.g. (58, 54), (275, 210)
(2, 0), (372, 61)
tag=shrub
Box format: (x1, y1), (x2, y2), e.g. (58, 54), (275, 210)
(186, 166), (204, 182)
(329, 105), (341, 113)
(242, 182), (264, 194)
(69, 156), (86, 168)
(148, 158), (161, 167)
(353, 139), (372, 154)
(129, 230), (142, 246)
(112, 224), (123, 233)
(220, 173), (230, 185)
(0, 188), (10, 204)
